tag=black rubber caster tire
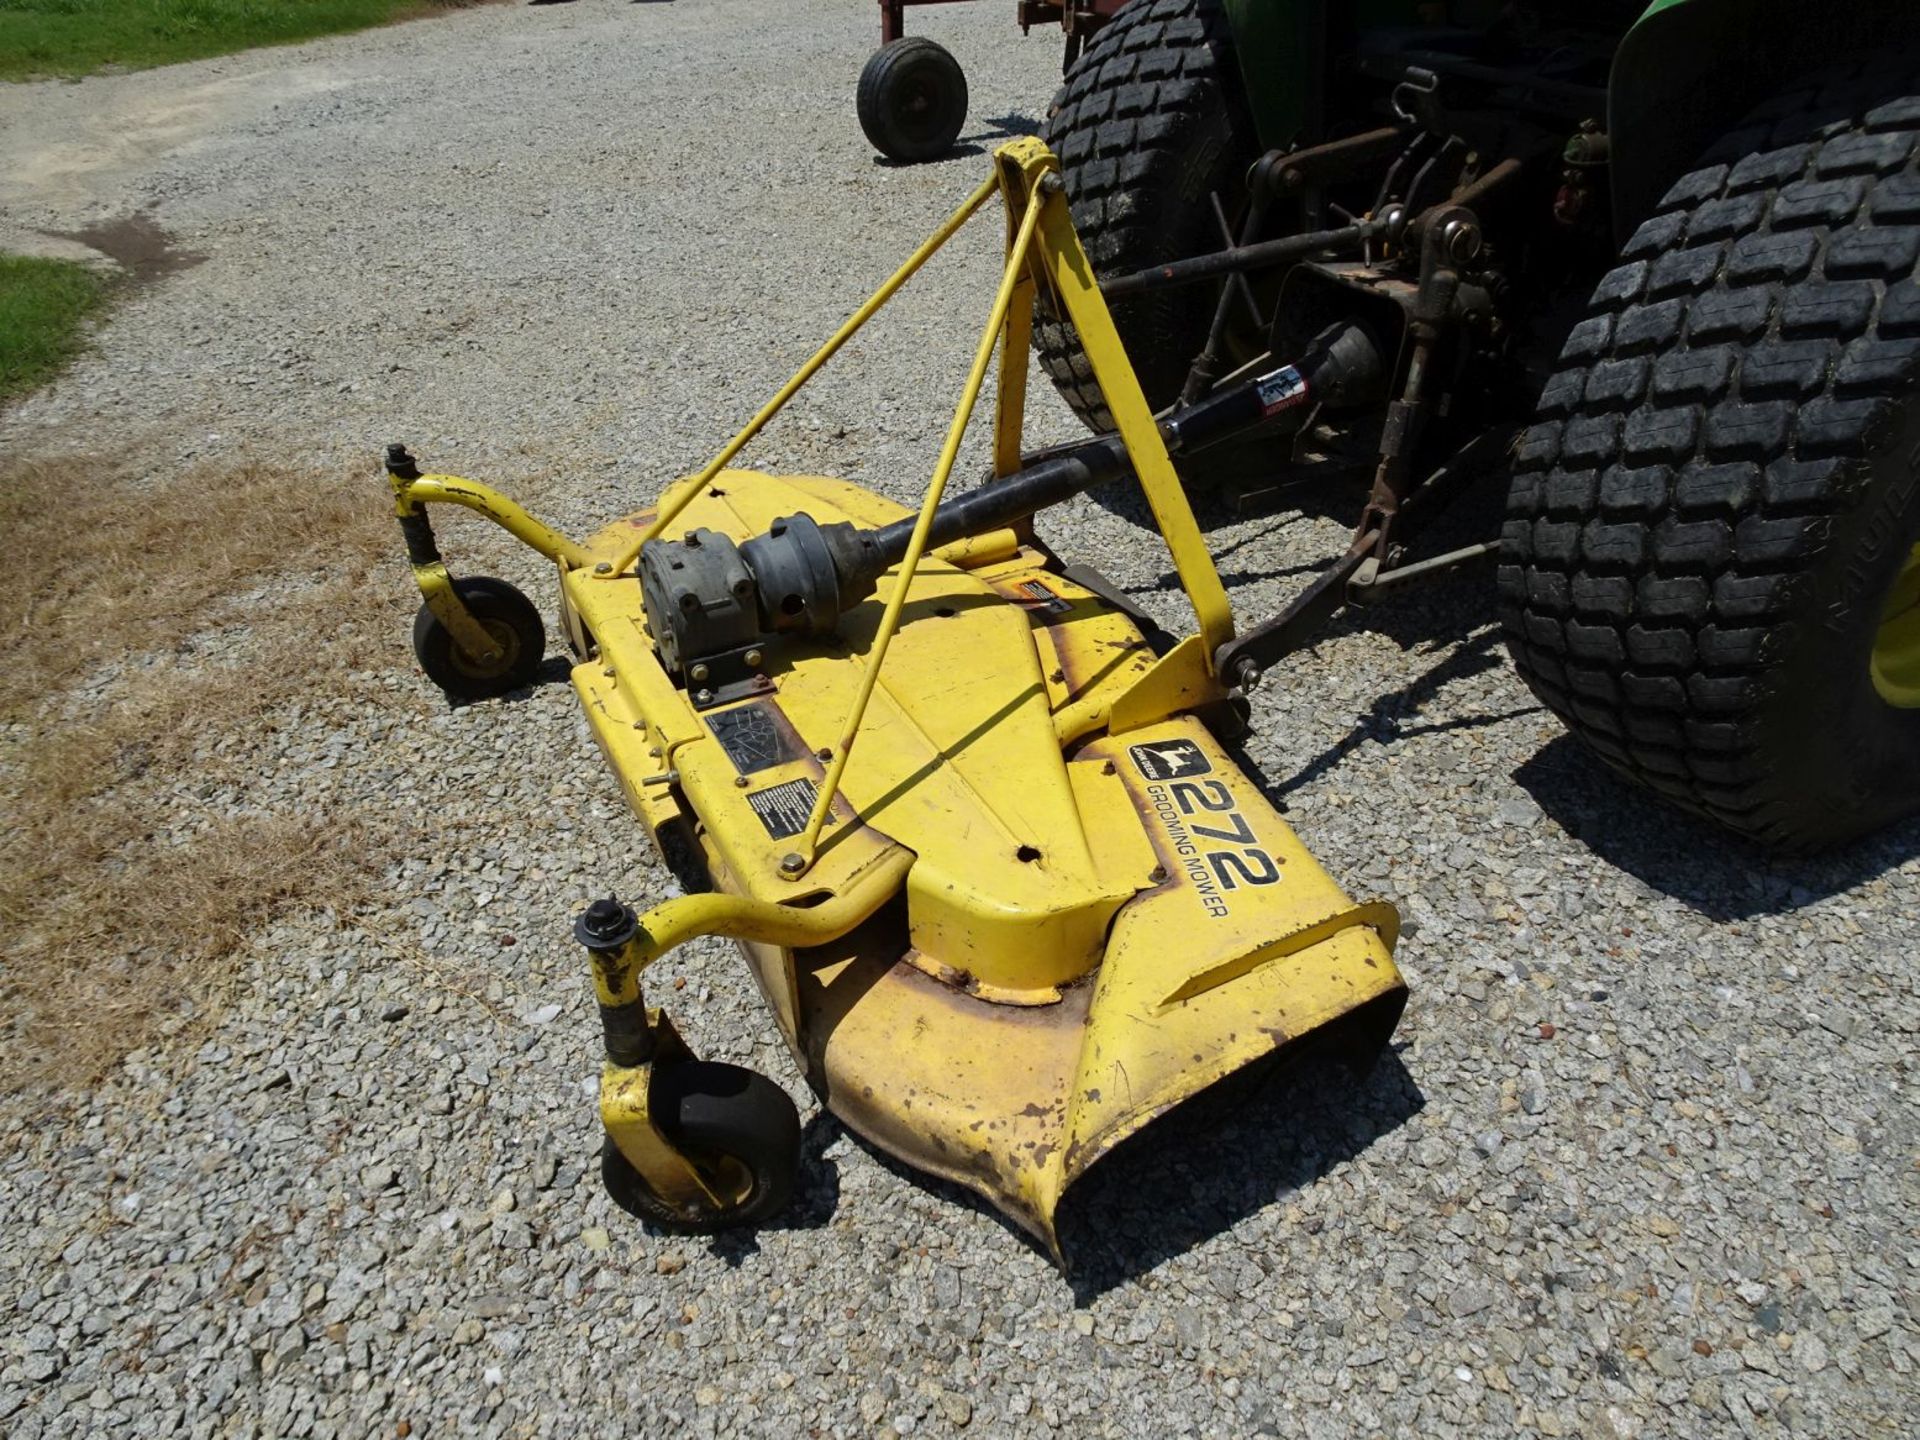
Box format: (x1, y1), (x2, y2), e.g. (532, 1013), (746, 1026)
(601, 1061), (801, 1232)
(858, 36), (968, 164)
(411, 575), (545, 700)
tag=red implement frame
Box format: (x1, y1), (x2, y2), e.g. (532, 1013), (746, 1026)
(878, 1), (1128, 47)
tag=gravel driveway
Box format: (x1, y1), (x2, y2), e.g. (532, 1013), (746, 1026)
(2, 2), (1916, 1436)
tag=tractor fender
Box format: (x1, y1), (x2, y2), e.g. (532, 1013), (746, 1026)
(1611, 0), (1920, 240)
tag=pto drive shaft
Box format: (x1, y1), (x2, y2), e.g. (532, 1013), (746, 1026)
(640, 321), (1385, 677)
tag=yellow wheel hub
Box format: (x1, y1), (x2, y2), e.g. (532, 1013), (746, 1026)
(448, 618), (520, 681)
(1872, 542), (1920, 708)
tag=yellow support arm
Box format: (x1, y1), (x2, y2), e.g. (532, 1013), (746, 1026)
(790, 154), (1052, 871)
(1028, 171), (1237, 720)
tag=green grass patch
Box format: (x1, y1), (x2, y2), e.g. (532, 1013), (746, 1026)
(0, 255), (105, 402)
(0, 1), (475, 82)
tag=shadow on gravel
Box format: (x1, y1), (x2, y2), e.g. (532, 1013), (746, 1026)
(1090, 452), (1376, 536)
(876, 144), (989, 167)
(973, 113), (1045, 141)
(1054, 1045), (1423, 1302)
(438, 655), (573, 709)
(1264, 625), (1540, 801)
(526, 655), (575, 690)
(872, 116), (1045, 168)
(44, 210), (203, 289)
(834, 1045), (1422, 1297)
(1515, 737), (1920, 920)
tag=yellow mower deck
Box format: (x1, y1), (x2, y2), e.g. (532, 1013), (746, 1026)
(564, 472), (1404, 1252)
(387, 137), (1407, 1257)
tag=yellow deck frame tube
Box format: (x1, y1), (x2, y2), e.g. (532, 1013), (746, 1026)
(605, 174), (1001, 581)
(397, 474), (595, 569)
(624, 849), (913, 972)
(790, 174), (1049, 869)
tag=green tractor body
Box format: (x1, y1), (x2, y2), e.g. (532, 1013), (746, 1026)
(1219, 0), (1920, 237)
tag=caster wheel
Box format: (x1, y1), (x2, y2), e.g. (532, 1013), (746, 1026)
(411, 576), (545, 700)
(602, 1061), (801, 1232)
(857, 37), (967, 163)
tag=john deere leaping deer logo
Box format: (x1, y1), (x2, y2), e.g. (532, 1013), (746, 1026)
(1129, 738), (1212, 781)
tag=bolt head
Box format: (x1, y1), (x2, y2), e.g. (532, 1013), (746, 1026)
(744, 649), (763, 668)
(778, 852), (806, 877)
(1442, 217), (1482, 264)
(689, 663), (710, 683)
(694, 688), (714, 705)
(594, 561), (611, 574)
(574, 895), (638, 950)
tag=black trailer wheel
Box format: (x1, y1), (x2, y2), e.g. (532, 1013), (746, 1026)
(1034, 0), (1260, 434)
(602, 1061), (801, 1232)
(1502, 56), (1920, 850)
(858, 37), (968, 164)
(411, 576), (545, 700)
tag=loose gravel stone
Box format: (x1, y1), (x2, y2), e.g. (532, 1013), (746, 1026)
(3, 3), (1918, 1439)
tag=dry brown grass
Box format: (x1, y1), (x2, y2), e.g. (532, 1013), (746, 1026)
(0, 459), (417, 1099)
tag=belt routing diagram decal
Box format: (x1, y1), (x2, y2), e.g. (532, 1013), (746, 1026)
(1129, 739), (1281, 918)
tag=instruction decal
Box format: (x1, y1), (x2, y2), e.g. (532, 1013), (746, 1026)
(746, 778), (839, 841)
(1013, 579), (1073, 615)
(706, 701), (809, 777)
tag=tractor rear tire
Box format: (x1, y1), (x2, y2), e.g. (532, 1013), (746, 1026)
(1034, 0), (1259, 434)
(1501, 57), (1920, 850)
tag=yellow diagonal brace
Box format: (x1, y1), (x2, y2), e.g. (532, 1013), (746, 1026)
(791, 166), (1050, 870)
(603, 172), (1001, 581)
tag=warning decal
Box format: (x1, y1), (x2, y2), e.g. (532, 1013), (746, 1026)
(746, 778), (839, 841)
(706, 700), (809, 777)
(1253, 365), (1309, 417)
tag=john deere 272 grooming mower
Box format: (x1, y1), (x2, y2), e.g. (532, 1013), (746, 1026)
(386, 141), (1405, 1256)
(387, 0), (1920, 1256)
